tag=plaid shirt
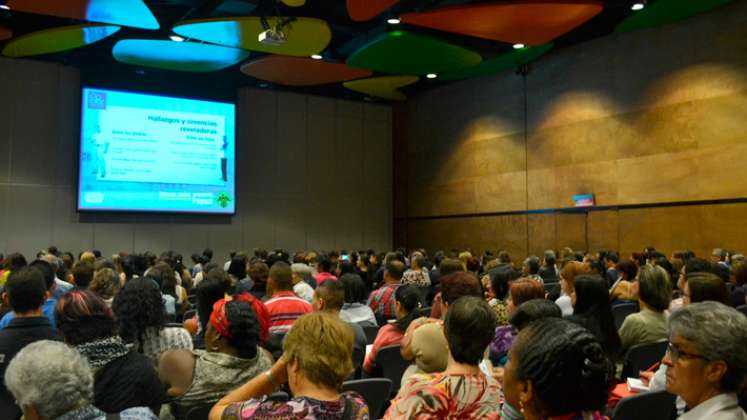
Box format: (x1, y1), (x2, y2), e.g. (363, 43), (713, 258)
(367, 283), (400, 320)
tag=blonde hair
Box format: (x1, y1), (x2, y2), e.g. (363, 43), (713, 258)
(90, 268), (119, 300)
(80, 252), (96, 264)
(283, 312), (354, 389)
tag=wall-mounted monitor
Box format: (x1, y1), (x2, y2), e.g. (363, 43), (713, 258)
(78, 87), (236, 214)
(573, 194), (595, 207)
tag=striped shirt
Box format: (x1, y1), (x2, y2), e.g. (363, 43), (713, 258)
(265, 291), (313, 334)
(367, 283), (401, 320)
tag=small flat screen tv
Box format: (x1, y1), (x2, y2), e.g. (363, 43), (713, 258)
(77, 87), (236, 214)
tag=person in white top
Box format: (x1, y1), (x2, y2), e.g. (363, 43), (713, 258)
(291, 263), (314, 303)
(663, 301), (747, 420)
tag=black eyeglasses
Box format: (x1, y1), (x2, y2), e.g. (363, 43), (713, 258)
(667, 342), (706, 362)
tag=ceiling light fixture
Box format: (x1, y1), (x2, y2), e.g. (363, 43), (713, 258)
(631, 2), (645, 10)
(311, 54), (323, 60)
(426, 73), (438, 79)
(513, 43), (525, 49)
(169, 35), (185, 42)
(387, 18), (401, 25)
(0, 4), (9, 10)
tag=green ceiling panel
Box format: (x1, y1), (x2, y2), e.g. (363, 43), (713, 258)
(439, 43), (554, 81)
(2, 24), (120, 57)
(346, 31), (482, 75)
(113, 40), (250, 72)
(616, 0), (734, 33)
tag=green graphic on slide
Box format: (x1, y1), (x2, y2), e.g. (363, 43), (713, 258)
(217, 192), (232, 208)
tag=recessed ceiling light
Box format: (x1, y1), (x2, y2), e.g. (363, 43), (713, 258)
(259, 82), (269, 88)
(426, 73), (438, 79)
(0, 4), (9, 10)
(631, 2), (645, 10)
(311, 54), (323, 60)
(513, 43), (525, 49)
(169, 35), (185, 42)
(387, 18), (401, 25)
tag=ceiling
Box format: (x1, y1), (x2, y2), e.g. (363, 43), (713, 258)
(0, 0), (734, 102)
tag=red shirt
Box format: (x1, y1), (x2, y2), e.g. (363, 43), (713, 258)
(314, 272), (338, 283)
(363, 323), (404, 373)
(264, 291), (313, 334)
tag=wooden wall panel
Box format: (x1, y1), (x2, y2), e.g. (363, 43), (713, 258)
(587, 210), (619, 253)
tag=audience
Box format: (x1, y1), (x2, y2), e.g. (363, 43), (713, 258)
(684, 272), (730, 305)
(367, 260), (405, 322)
(401, 253), (431, 287)
(4, 340), (158, 420)
(89, 267), (120, 306)
(385, 296), (500, 419)
(0, 267), (61, 418)
(72, 260), (95, 289)
(729, 261), (747, 307)
(312, 280), (367, 374)
(489, 278), (545, 364)
(209, 312), (369, 419)
(55, 289), (163, 414)
(487, 266), (518, 326)
(290, 263), (314, 303)
(618, 264), (672, 353)
(159, 298), (272, 419)
(0, 260), (57, 329)
(610, 259), (639, 302)
(364, 283), (421, 374)
(264, 262), (312, 334)
(502, 318), (613, 420)
(555, 261), (592, 316)
(538, 250), (559, 283)
(339, 273), (377, 328)
(664, 302), (747, 419)
(314, 255), (338, 284)
(112, 276), (193, 366)
(567, 274), (622, 359)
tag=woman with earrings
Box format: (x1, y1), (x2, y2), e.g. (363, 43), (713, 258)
(159, 296), (272, 419)
(502, 318), (614, 420)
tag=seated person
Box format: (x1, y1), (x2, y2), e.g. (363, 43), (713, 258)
(502, 318), (614, 420)
(663, 302), (747, 419)
(264, 262), (313, 334)
(618, 265), (672, 354)
(4, 340), (158, 420)
(0, 267), (61, 419)
(385, 296), (501, 419)
(55, 289), (163, 414)
(339, 273), (377, 328)
(159, 297), (273, 419)
(363, 284), (421, 375)
(0, 260), (58, 328)
(489, 278), (545, 364)
(209, 312), (368, 419)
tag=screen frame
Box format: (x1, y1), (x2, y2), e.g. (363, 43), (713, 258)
(76, 85), (238, 216)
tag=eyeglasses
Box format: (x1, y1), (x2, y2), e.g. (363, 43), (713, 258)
(666, 342), (706, 362)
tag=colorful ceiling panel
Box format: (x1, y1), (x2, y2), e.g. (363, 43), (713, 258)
(0, 27), (11, 41)
(281, 0), (306, 6)
(401, 1), (603, 45)
(2, 24), (119, 57)
(240, 56), (372, 86)
(173, 17), (331, 57)
(346, 31), (482, 75)
(344, 76), (419, 101)
(7, 0), (159, 30)
(347, 0), (400, 22)
(112, 40), (250, 72)
(440, 43), (554, 81)
(616, 0), (734, 33)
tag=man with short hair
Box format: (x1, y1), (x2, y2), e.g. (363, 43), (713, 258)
(367, 260), (405, 321)
(40, 254), (73, 299)
(538, 250), (558, 284)
(522, 256), (544, 285)
(71, 260), (95, 289)
(605, 252), (620, 287)
(0, 260), (58, 329)
(264, 262), (312, 334)
(312, 280), (366, 373)
(290, 263), (314, 303)
(402, 254), (431, 287)
(0, 267), (61, 417)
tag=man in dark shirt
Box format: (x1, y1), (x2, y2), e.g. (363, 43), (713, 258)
(0, 266), (61, 419)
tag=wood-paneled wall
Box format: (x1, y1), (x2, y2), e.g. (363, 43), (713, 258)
(394, 0), (747, 259)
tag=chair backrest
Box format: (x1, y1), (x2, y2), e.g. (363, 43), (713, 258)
(737, 305), (747, 317)
(621, 340), (668, 380)
(363, 325), (380, 344)
(613, 390), (676, 420)
(267, 391), (290, 403)
(375, 345), (410, 394)
(612, 303), (638, 330)
(185, 404), (212, 420)
(342, 378), (392, 419)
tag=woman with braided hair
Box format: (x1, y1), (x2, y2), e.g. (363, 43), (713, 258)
(502, 318), (614, 420)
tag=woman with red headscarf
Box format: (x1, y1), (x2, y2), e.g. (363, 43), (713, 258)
(158, 296), (273, 419)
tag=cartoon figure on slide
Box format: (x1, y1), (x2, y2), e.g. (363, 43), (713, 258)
(90, 125), (109, 179)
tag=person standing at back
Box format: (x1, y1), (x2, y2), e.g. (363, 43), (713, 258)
(0, 267), (61, 419)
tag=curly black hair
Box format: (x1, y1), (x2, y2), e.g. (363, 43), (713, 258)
(112, 276), (165, 347)
(223, 300), (260, 359)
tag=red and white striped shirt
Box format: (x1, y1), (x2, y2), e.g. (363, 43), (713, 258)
(265, 291), (313, 334)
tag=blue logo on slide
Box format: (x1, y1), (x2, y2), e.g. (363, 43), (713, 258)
(88, 91), (107, 109)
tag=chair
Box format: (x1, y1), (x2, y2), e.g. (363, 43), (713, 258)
(374, 345), (410, 394)
(737, 305), (747, 317)
(363, 325), (380, 344)
(267, 391), (290, 403)
(612, 390), (676, 420)
(612, 303), (638, 330)
(342, 378), (392, 419)
(266, 332), (287, 360)
(185, 404), (212, 420)
(620, 340), (668, 380)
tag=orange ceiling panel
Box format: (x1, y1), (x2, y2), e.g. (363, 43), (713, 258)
(347, 0), (400, 22)
(401, 0), (603, 45)
(240, 55), (372, 86)
(0, 27), (11, 41)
